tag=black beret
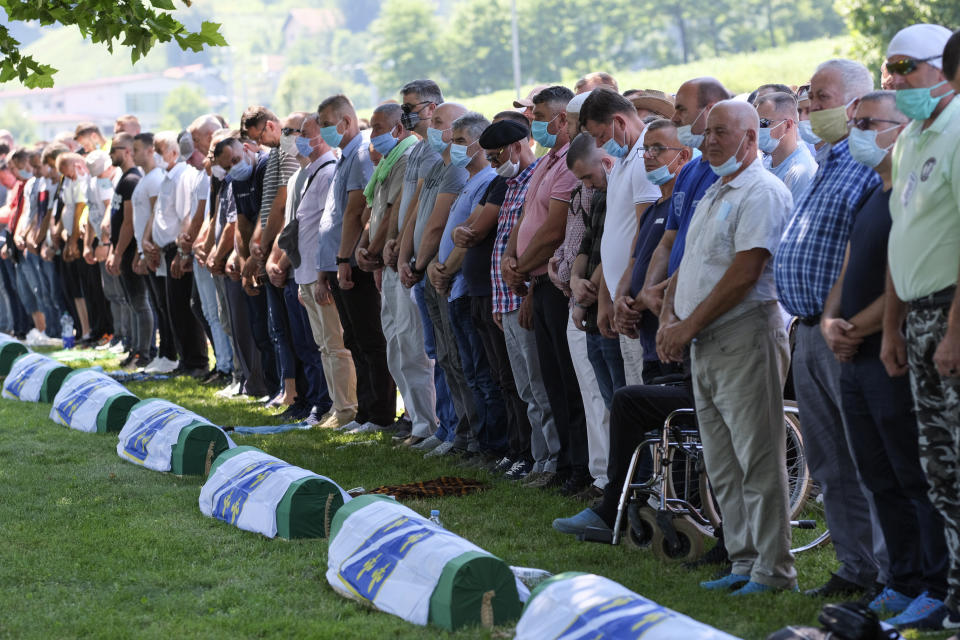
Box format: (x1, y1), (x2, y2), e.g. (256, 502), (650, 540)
(478, 120), (529, 150)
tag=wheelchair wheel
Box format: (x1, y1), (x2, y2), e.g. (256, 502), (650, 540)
(650, 517), (705, 563)
(791, 485), (831, 555)
(624, 503), (657, 550)
(784, 402), (813, 520)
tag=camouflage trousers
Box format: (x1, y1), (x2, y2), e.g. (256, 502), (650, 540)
(906, 305), (960, 610)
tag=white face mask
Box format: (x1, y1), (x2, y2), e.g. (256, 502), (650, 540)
(211, 165), (227, 180)
(495, 146), (520, 178)
(279, 134), (299, 157)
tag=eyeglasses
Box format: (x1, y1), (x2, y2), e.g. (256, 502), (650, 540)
(401, 101), (430, 114)
(759, 118), (786, 129)
(280, 127), (301, 136)
(640, 144), (683, 160)
(484, 147), (504, 162)
(849, 117), (906, 131)
(886, 56), (941, 76)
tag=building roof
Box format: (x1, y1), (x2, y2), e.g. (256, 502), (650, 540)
(282, 8), (343, 35)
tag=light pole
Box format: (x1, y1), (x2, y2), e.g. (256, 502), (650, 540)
(511, 0), (521, 99)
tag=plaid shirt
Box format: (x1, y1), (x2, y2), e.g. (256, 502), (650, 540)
(774, 139), (881, 317)
(576, 187), (607, 332)
(553, 182), (592, 284)
(492, 159), (540, 314)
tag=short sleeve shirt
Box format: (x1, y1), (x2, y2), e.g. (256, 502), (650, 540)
(233, 152), (270, 222)
(317, 132), (373, 271)
(413, 158), (468, 254)
(764, 144), (818, 205)
(258, 147), (299, 227)
(369, 150), (410, 239)
(60, 177), (88, 235)
(665, 157), (719, 275)
(438, 167), (497, 301)
(296, 151), (338, 281)
(463, 176), (508, 297)
(515, 143), (579, 276)
(631, 197), (670, 359)
(131, 167), (163, 248)
(674, 160), (792, 329)
(85, 176), (114, 232)
(397, 141), (440, 228)
(109, 167), (142, 246)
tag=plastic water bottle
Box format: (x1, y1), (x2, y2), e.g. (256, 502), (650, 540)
(60, 313), (74, 349)
(428, 509), (443, 528)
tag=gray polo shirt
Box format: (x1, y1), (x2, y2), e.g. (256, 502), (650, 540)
(317, 131), (372, 272)
(674, 159), (791, 330)
(397, 140), (440, 228)
(412, 157), (468, 254)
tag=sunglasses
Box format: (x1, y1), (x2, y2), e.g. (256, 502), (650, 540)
(759, 118), (786, 129)
(849, 117), (905, 131)
(484, 147), (505, 162)
(886, 55), (940, 76)
(280, 127), (301, 136)
(401, 101), (430, 114)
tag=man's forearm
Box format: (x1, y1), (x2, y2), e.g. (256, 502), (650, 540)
(235, 217), (253, 259)
(644, 234), (674, 289)
(337, 192), (366, 260)
(681, 250), (769, 335)
(614, 258), (636, 300)
(516, 230), (564, 274)
(214, 222), (236, 263)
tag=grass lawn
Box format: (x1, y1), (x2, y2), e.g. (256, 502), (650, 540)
(0, 349), (949, 640)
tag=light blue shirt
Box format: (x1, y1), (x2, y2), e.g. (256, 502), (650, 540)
(764, 144), (818, 206)
(438, 167), (496, 301)
(316, 131), (372, 272)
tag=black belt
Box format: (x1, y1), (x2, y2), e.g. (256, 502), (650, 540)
(909, 286), (956, 311)
(531, 274), (551, 286)
(798, 314), (821, 327)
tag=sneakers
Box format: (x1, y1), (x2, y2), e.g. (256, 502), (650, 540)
(143, 357), (178, 374)
(118, 352), (137, 369)
(279, 403), (311, 421)
(701, 573), (749, 591)
(523, 470), (559, 489)
(491, 456), (514, 474)
(730, 581), (794, 596)
(573, 484), (603, 502)
(215, 380), (242, 398)
(869, 587), (915, 615)
(504, 459), (532, 480)
(411, 435), (443, 452)
(424, 440), (455, 458)
(347, 422), (387, 434)
(559, 473), (593, 497)
(804, 573), (866, 598)
(400, 435), (426, 447)
(336, 420), (363, 432)
(552, 508), (610, 536)
(884, 592), (947, 630)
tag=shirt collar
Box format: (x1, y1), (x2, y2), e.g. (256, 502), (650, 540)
(307, 150), (337, 171)
(340, 131), (363, 159)
(507, 158), (540, 187)
(717, 156), (764, 190)
(164, 161), (187, 181)
(918, 94), (959, 137)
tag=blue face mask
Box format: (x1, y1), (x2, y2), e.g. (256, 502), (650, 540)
(371, 131), (398, 156)
(602, 119), (628, 158)
(295, 136), (315, 157)
(798, 120), (821, 145)
(847, 125), (899, 168)
(449, 143), (475, 168)
(18, 169), (32, 180)
(426, 127), (448, 153)
(531, 114), (560, 148)
(319, 123), (343, 148)
(676, 107), (707, 148)
(896, 80), (954, 121)
(228, 152), (254, 182)
(645, 151), (681, 186)
(757, 121), (785, 154)
(97, 177), (113, 191)
(709, 134), (747, 177)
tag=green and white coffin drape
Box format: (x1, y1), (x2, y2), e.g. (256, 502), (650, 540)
(199, 446), (350, 539)
(2, 353), (71, 402)
(514, 572), (741, 640)
(49, 369), (139, 433)
(0, 333), (28, 375)
(327, 495), (526, 631)
(117, 399), (236, 475)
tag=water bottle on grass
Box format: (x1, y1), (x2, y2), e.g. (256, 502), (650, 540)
(429, 509), (443, 528)
(60, 313), (74, 349)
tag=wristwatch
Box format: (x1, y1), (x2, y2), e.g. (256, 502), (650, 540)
(335, 256), (351, 265)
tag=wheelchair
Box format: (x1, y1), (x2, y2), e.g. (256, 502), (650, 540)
(608, 400), (830, 562)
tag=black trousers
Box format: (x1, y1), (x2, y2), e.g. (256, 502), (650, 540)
(162, 245), (208, 369)
(841, 354), (949, 598)
(531, 277), (588, 478)
(118, 244), (155, 358)
(328, 267), (396, 426)
(470, 294), (531, 461)
(145, 271), (177, 361)
(224, 277), (269, 397)
(79, 258), (112, 338)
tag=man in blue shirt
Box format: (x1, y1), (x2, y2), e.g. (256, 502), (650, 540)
(774, 58), (884, 598)
(316, 94), (396, 432)
(755, 92), (818, 203)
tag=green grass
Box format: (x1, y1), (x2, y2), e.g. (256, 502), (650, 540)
(0, 349), (949, 639)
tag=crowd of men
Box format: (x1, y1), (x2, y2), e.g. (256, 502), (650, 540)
(1, 21), (960, 633)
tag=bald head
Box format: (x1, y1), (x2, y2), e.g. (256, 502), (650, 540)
(430, 102), (468, 148)
(284, 111), (310, 129)
(704, 100), (758, 175)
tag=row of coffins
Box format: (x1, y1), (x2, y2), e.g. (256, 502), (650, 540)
(0, 342), (741, 637)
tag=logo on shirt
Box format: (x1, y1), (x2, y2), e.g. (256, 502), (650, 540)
(920, 158), (936, 182)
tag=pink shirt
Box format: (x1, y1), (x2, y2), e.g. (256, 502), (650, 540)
(516, 143), (578, 276)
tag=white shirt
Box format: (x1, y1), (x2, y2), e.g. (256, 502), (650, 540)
(674, 159), (792, 330)
(60, 176), (88, 237)
(131, 167), (164, 250)
(152, 161), (197, 248)
(294, 151), (337, 285)
(601, 130), (661, 298)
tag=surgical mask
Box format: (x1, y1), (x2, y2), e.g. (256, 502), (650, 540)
(371, 131), (398, 156)
(153, 152), (165, 167)
(449, 143), (475, 168)
(709, 133), (747, 177)
(97, 177), (113, 191)
(228, 153), (254, 182)
(896, 80), (954, 121)
(279, 133), (299, 157)
(496, 148), (520, 178)
(757, 121), (786, 154)
(847, 126), (898, 168)
(645, 151), (681, 186)
(295, 136), (315, 158)
(676, 107), (707, 148)
(17, 169), (32, 180)
(809, 100), (853, 144)
(798, 120), (821, 145)
(531, 114), (560, 148)
(179, 132), (195, 159)
(319, 123), (343, 148)
(602, 120), (627, 158)
(211, 165), (227, 180)
(427, 127), (449, 153)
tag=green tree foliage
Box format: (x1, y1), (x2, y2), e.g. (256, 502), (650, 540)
(0, 0), (226, 89)
(368, 0), (441, 95)
(838, 0), (960, 69)
(439, 0), (514, 95)
(0, 101), (34, 142)
(159, 84), (210, 130)
(273, 65), (371, 115)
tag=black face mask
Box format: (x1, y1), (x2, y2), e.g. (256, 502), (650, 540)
(400, 111), (420, 131)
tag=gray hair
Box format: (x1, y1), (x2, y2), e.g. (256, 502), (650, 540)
(452, 112), (490, 142)
(154, 130), (182, 160)
(858, 90), (906, 120)
(815, 59), (874, 103)
(188, 114), (222, 134)
(400, 79), (444, 105)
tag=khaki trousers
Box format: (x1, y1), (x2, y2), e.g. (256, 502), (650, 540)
(299, 282), (358, 424)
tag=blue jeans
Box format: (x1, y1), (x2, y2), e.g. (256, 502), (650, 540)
(193, 259), (233, 374)
(283, 281), (331, 412)
(586, 332), (626, 409)
(264, 281), (296, 386)
(448, 296), (508, 454)
(0, 257), (29, 334)
(414, 280), (457, 442)
(22, 253), (60, 335)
